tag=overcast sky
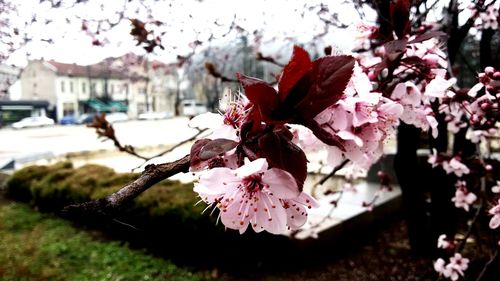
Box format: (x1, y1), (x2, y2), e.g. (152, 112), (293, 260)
(5, 0), (378, 67)
(6, 0), (490, 67)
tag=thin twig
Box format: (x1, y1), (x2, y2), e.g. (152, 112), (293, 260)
(475, 248), (498, 281)
(314, 159), (350, 187)
(456, 200), (483, 253)
(132, 127), (209, 170)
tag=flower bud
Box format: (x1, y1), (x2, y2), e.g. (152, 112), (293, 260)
(485, 66), (495, 75)
(480, 102), (491, 111)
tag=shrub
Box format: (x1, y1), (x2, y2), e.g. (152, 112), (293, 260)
(5, 163), (294, 269)
(5, 162), (73, 202)
(6, 163), (206, 223)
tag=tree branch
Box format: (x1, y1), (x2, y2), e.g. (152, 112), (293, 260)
(61, 154), (191, 219)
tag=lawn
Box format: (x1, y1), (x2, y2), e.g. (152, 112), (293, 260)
(0, 202), (208, 281)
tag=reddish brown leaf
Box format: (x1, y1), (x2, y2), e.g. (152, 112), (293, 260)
(390, 0), (411, 38)
(237, 73), (280, 122)
(199, 138), (239, 160)
(384, 39), (407, 61)
(302, 119), (345, 150)
(258, 129), (308, 190)
(189, 139), (211, 169)
(296, 55), (355, 120)
(278, 45), (312, 101)
(407, 31), (447, 44)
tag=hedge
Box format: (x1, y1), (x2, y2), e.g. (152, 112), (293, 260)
(4, 162), (297, 271)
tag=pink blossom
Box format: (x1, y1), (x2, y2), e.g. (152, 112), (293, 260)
(406, 38), (447, 68)
(435, 254), (469, 281)
(492, 181), (500, 193)
(391, 82), (422, 106)
(467, 82), (484, 98)
(340, 97), (379, 127)
(489, 199), (500, 229)
(478, 5), (499, 30)
(424, 76), (456, 99)
(428, 149), (439, 168)
(437, 234), (453, 249)
(443, 158), (470, 177)
(282, 192), (319, 230)
(451, 182), (476, 212)
(194, 158), (317, 234)
(434, 258), (448, 275)
(447, 119), (467, 134)
(189, 112), (239, 142)
(289, 124), (325, 154)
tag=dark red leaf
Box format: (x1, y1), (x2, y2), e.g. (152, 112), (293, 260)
(258, 129), (308, 190)
(371, 60), (388, 77)
(199, 138), (239, 160)
(384, 39), (407, 61)
(390, 0), (411, 38)
(407, 31), (447, 44)
(302, 119), (345, 150)
(190, 139), (211, 168)
(401, 56), (424, 65)
(278, 45), (312, 101)
(237, 73), (280, 122)
(296, 55), (355, 120)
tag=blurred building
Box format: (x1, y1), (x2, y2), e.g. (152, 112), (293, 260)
(0, 64), (21, 100)
(20, 54), (179, 121)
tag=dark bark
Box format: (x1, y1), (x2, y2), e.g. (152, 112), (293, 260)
(394, 123), (432, 255)
(61, 155), (191, 220)
(480, 28), (495, 69)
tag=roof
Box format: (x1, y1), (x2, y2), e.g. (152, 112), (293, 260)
(0, 100), (50, 107)
(45, 60), (143, 80)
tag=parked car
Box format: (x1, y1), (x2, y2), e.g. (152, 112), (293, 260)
(138, 111), (172, 120)
(76, 113), (98, 125)
(105, 112), (129, 123)
(11, 116), (55, 129)
(182, 100), (207, 116)
(59, 115), (76, 125)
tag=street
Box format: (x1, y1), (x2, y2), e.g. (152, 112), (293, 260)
(0, 117), (199, 162)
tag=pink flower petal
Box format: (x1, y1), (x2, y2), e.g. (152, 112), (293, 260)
(236, 158), (268, 178)
(262, 168), (300, 199)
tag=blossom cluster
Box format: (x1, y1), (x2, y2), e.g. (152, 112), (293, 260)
(471, 3), (499, 30)
(188, 45), (409, 234)
(434, 253), (469, 281)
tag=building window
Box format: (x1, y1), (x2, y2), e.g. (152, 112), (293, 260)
(82, 82), (86, 93)
(61, 81), (65, 93)
(111, 84), (114, 94)
(69, 81), (74, 93)
(91, 82), (96, 93)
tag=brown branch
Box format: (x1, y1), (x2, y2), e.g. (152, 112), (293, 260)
(89, 114), (207, 166)
(204, 62), (238, 83)
(475, 248), (498, 281)
(456, 200), (483, 253)
(132, 127), (208, 170)
(87, 113), (149, 160)
(256, 52), (285, 67)
(61, 154), (191, 219)
(314, 159), (350, 187)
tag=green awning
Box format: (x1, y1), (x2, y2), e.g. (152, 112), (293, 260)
(85, 99), (109, 112)
(108, 101), (128, 111)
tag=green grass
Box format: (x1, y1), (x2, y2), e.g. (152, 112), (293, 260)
(0, 202), (208, 281)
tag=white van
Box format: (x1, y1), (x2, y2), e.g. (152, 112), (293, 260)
(182, 100), (207, 116)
